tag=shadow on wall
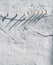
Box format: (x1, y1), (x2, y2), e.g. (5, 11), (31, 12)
(51, 4), (53, 64)
(51, 37), (53, 65)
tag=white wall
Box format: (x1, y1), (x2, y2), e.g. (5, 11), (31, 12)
(0, 0), (53, 65)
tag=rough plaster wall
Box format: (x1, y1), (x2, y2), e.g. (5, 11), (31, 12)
(0, 0), (53, 65)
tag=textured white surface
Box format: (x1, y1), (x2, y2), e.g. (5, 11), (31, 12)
(0, 0), (53, 65)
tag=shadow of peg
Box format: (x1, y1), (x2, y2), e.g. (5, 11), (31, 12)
(2, 16), (6, 22)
